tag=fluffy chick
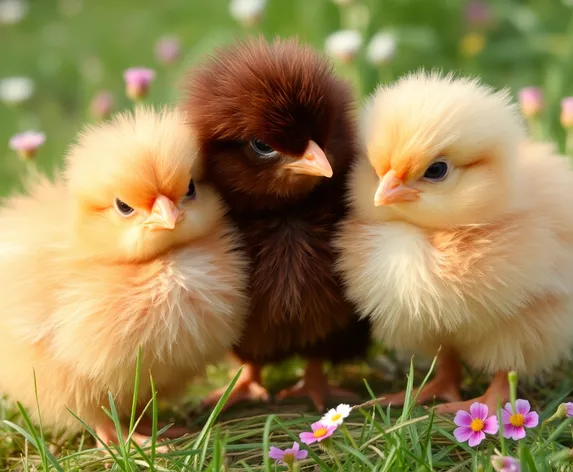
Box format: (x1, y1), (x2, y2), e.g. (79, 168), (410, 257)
(337, 71), (573, 413)
(183, 37), (370, 411)
(0, 107), (247, 447)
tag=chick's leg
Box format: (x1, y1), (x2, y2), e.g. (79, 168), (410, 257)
(433, 371), (509, 414)
(379, 349), (463, 407)
(276, 359), (358, 412)
(95, 420), (169, 453)
(201, 363), (270, 411)
(134, 416), (190, 438)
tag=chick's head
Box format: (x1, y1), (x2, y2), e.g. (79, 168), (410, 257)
(354, 72), (526, 229)
(65, 107), (223, 262)
(185, 37), (354, 201)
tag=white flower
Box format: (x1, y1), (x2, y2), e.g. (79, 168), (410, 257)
(0, 76), (34, 105)
(325, 30), (362, 63)
(321, 403), (352, 427)
(0, 0), (28, 25)
(366, 32), (396, 66)
(230, 0), (266, 26)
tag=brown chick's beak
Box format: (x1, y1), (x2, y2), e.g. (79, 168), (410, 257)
(144, 195), (181, 230)
(375, 170), (420, 206)
(281, 140), (333, 178)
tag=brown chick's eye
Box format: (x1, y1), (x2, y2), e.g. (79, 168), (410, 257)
(250, 138), (278, 158)
(185, 179), (196, 199)
(114, 198), (134, 217)
(423, 160), (449, 182)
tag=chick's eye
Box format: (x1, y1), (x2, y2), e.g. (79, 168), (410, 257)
(250, 138), (277, 158)
(185, 179), (196, 199)
(114, 198), (134, 217)
(423, 160), (449, 182)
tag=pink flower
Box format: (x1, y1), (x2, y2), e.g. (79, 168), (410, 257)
(299, 421), (337, 445)
(89, 90), (114, 120)
(560, 97), (573, 129)
(155, 35), (181, 65)
(491, 455), (521, 472)
(464, 1), (491, 28)
(9, 131), (45, 160)
(453, 402), (499, 447)
(518, 87), (543, 118)
(565, 402), (573, 417)
(123, 67), (156, 100)
(501, 399), (539, 440)
(268, 442), (308, 465)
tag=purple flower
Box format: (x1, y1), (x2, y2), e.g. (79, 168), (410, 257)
(123, 67), (156, 101)
(299, 421), (337, 445)
(492, 455), (521, 472)
(464, 1), (491, 28)
(518, 87), (543, 118)
(560, 97), (573, 129)
(501, 399), (539, 440)
(9, 131), (45, 160)
(268, 442), (308, 465)
(155, 35), (181, 65)
(89, 90), (114, 120)
(453, 402), (499, 447)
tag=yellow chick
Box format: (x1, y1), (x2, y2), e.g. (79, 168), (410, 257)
(0, 107), (247, 446)
(337, 72), (573, 413)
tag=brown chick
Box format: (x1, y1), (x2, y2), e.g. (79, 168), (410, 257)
(183, 37), (371, 411)
(0, 107), (247, 447)
(336, 71), (573, 413)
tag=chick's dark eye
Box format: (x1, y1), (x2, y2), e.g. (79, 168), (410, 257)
(114, 198), (134, 217)
(423, 160), (449, 181)
(185, 179), (196, 199)
(250, 138), (277, 157)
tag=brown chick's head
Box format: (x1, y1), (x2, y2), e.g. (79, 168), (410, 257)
(185, 37), (354, 203)
(353, 71), (526, 229)
(65, 106), (224, 262)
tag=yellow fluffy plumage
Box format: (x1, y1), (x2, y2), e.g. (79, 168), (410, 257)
(337, 71), (573, 412)
(0, 107), (248, 446)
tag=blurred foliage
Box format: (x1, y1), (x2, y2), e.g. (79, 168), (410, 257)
(1, 0), (573, 196)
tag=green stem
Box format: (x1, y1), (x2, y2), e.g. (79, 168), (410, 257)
(341, 424), (359, 450)
(508, 371), (518, 412)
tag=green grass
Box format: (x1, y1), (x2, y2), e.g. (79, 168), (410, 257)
(2, 0), (573, 470)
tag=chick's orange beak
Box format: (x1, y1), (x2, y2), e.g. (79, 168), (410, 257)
(375, 170), (420, 206)
(281, 140), (333, 178)
(144, 195), (181, 230)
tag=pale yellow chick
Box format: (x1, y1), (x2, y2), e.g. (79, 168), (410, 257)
(337, 72), (573, 412)
(0, 107), (247, 446)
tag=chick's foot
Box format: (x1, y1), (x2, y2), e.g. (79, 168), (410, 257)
(379, 349), (463, 407)
(433, 371), (509, 415)
(95, 421), (169, 454)
(276, 359), (358, 412)
(135, 416), (191, 439)
(201, 363), (270, 411)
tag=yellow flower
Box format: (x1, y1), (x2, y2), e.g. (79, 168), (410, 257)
(460, 32), (485, 58)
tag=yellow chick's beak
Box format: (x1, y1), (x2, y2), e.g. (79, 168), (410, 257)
(374, 169), (420, 206)
(144, 195), (181, 230)
(281, 140), (333, 178)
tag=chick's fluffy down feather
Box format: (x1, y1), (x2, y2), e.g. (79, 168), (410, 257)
(0, 107), (247, 433)
(337, 73), (573, 379)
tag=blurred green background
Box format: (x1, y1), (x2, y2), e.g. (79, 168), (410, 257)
(1, 0), (573, 196)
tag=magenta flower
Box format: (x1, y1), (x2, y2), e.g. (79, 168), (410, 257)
(268, 442), (308, 465)
(491, 455), (521, 472)
(453, 402), (498, 447)
(123, 67), (156, 101)
(501, 399), (539, 440)
(464, 1), (491, 28)
(9, 131), (45, 160)
(518, 87), (543, 118)
(565, 402), (573, 417)
(155, 35), (181, 65)
(560, 97), (573, 129)
(299, 421), (337, 445)
(89, 90), (114, 120)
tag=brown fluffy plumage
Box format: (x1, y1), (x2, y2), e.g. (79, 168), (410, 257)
(0, 107), (247, 446)
(183, 37), (370, 411)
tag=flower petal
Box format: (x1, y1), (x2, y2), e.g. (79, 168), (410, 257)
(515, 399), (531, 416)
(453, 426), (473, 443)
(470, 402), (488, 420)
(501, 408), (511, 423)
(566, 402), (573, 418)
(290, 442), (300, 453)
(299, 432), (317, 445)
(502, 424), (518, 439)
(296, 449), (308, 460)
(524, 411), (539, 428)
(311, 421), (324, 432)
(511, 426), (526, 440)
(454, 410), (473, 427)
(336, 404), (352, 417)
(268, 447), (285, 460)
(468, 430), (485, 447)
(503, 402), (513, 414)
(483, 415), (499, 434)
